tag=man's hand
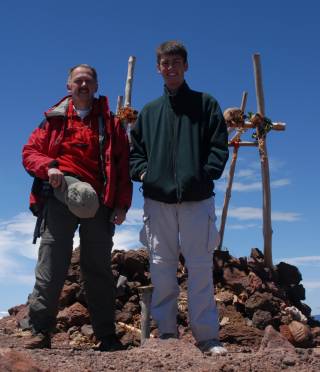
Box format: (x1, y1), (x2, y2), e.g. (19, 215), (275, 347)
(140, 171), (146, 181)
(48, 168), (64, 189)
(110, 208), (127, 225)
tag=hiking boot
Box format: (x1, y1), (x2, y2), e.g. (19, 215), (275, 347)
(24, 332), (51, 349)
(197, 339), (227, 355)
(95, 334), (124, 352)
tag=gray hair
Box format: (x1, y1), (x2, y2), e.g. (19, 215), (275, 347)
(68, 64), (98, 82)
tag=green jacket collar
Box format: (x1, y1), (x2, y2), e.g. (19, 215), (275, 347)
(163, 81), (190, 98)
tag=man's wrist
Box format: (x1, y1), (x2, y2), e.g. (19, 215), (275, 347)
(48, 160), (59, 169)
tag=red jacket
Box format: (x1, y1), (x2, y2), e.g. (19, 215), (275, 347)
(23, 95), (132, 215)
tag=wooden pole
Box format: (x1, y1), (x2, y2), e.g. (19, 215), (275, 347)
(138, 285), (153, 345)
(124, 56), (136, 107)
(240, 91), (248, 114)
(218, 92), (248, 250)
(253, 53), (273, 268)
(122, 55), (136, 144)
(116, 95), (123, 115)
(228, 121), (285, 130)
(228, 141), (258, 147)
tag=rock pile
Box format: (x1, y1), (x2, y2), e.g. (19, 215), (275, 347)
(4, 247), (320, 349)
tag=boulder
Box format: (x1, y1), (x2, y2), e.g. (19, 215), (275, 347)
(252, 310), (272, 329)
(59, 283), (81, 308)
(245, 292), (273, 315)
(259, 325), (295, 352)
(288, 320), (312, 347)
(57, 302), (90, 328)
(276, 262), (302, 286)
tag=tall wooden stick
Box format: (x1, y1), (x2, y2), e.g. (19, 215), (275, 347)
(138, 285), (153, 345)
(253, 53), (273, 268)
(228, 121), (285, 130)
(240, 91), (248, 113)
(122, 56), (136, 145)
(124, 56), (136, 107)
(116, 95), (123, 115)
(218, 92), (248, 250)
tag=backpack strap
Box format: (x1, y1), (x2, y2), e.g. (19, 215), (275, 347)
(98, 114), (107, 188)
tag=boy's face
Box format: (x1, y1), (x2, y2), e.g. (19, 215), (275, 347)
(157, 54), (188, 91)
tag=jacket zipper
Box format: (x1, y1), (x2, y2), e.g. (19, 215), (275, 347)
(172, 113), (181, 202)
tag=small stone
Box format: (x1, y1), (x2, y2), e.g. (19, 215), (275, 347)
(81, 324), (94, 338)
(252, 310), (272, 329)
(282, 356), (296, 366)
(288, 320), (312, 346)
(220, 317), (230, 326)
(259, 325), (295, 352)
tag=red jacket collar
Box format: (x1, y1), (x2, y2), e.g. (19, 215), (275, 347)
(45, 95), (110, 119)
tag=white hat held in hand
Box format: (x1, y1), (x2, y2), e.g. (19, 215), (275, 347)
(54, 176), (99, 218)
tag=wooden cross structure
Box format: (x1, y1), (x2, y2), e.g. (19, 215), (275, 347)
(218, 53), (286, 268)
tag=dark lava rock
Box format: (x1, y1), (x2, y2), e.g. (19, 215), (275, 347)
(276, 262), (302, 286)
(252, 310), (272, 329)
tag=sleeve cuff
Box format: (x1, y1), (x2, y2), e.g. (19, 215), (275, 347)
(48, 160), (59, 169)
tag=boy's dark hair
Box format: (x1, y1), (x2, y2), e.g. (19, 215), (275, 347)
(156, 41), (188, 64)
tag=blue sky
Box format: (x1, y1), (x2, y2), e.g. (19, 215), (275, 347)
(0, 1), (319, 315)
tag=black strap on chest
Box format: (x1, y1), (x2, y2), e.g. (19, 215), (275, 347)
(98, 114), (107, 187)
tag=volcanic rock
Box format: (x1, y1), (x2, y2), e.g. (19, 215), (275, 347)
(288, 320), (313, 347)
(276, 261), (302, 286)
(280, 324), (296, 344)
(59, 283), (80, 308)
(3, 246), (320, 351)
(244, 292), (274, 315)
(259, 325), (296, 352)
(250, 247), (264, 261)
(57, 302), (90, 328)
(252, 309), (272, 329)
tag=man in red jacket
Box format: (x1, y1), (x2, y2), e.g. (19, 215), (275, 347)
(22, 64), (132, 351)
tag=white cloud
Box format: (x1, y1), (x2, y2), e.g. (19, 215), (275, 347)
(272, 211), (301, 222)
(216, 178), (290, 193)
(0, 210), (143, 285)
(276, 256), (320, 267)
(232, 181), (261, 192)
(0, 311), (9, 319)
(123, 208), (143, 226)
(218, 206), (301, 222)
(114, 227), (141, 250)
(302, 281), (320, 289)
(227, 223), (258, 230)
(3, 214), (35, 234)
(268, 158), (286, 172)
(0, 213), (39, 284)
(236, 169), (256, 178)
(271, 178), (291, 187)
(217, 156), (290, 194)
(114, 208), (142, 250)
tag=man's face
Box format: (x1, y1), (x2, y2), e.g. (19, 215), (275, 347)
(67, 67), (98, 104)
(157, 54), (188, 91)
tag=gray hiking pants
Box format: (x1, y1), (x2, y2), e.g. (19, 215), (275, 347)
(140, 197), (220, 342)
(28, 197), (115, 340)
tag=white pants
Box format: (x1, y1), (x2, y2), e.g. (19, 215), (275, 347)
(140, 197), (220, 342)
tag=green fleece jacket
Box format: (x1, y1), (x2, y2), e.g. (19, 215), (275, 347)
(130, 82), (229, 203)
